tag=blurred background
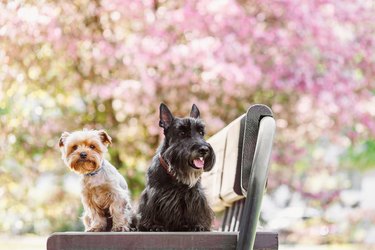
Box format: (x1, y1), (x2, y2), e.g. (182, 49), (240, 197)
(0, 0), (374, 249)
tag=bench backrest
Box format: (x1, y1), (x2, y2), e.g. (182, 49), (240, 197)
(202, 104), (276, 249)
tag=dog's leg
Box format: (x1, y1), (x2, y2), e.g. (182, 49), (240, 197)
(86, 209), (107, 232)
(81, 211), (92, 231)
(109, 199), (130, 232)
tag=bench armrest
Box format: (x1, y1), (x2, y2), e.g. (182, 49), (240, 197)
(237, 116), (276, 250)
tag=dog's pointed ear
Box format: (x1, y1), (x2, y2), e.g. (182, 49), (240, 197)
(59, 132), (70, 147)
(98, 130), (112, 146)
(159, 103), (174, 129)
(190, 104), (200, 119)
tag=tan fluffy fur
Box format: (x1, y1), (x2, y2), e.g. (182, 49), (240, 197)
(59, 129), (133, 232)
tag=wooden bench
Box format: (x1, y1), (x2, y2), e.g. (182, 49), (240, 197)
(47, 104), (277, 250)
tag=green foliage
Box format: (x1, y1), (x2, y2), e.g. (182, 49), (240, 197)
(341, 140), (375, 171)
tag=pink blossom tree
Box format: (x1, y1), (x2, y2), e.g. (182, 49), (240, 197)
(0, 0), (374, 240)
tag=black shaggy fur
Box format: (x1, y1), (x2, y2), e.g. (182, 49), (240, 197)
(137, 103), (215, 231)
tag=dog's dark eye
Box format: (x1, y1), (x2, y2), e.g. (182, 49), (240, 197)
(199, 131), (205, 136)
(90, 145), (95, 149)
(179, 131), (186, 137)
(72, 145), (78, 150)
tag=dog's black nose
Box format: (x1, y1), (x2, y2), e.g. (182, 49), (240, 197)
(198, 146), (209, 156)
(80, 152), (87, 159)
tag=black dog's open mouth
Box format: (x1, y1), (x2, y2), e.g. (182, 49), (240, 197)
(190, 157), (205, 170)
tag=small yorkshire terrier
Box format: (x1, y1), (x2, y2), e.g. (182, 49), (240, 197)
(59, 129), (133, 232)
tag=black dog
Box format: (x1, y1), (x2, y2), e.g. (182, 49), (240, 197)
(137, 103), (215, 231)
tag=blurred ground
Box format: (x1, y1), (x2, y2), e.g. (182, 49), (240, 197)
(0, 235), (47, 250)
(281, 245), (375, 250)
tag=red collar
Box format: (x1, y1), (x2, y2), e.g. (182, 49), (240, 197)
(158, 153), (176, 179)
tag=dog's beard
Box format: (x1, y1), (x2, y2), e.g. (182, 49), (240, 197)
(68, 154), (101, 174)
(163, 145), (215, 188)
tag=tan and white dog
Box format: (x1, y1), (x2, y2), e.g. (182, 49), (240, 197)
(59, 129), (132, 232)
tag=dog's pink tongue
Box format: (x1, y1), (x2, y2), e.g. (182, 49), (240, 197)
(193, 157), (205, 169)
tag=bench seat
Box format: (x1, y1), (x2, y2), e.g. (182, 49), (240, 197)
(47, 232), (278, 250)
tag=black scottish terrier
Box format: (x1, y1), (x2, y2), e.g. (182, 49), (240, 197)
(137, 103), (216, 231)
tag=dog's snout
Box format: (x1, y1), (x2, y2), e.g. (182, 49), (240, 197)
(198, 146), (209, 155)
(80, 152), (87, 159)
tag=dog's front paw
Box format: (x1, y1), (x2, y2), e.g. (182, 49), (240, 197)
(149, 225), (164, 232)
(86, 227), (106, 232)
(193, 225), (207, 232)
(111, 226), (129, 232)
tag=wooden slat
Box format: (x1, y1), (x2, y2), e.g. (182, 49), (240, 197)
(221, 208), (229, 232)
(202, 126), (229, 212)
(220, 115), (245, 203)
(47, 232), (278, 250)
(233, 199), (244, 231)
(223, 206), (234, 232)
(229, 202), (239, 231)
